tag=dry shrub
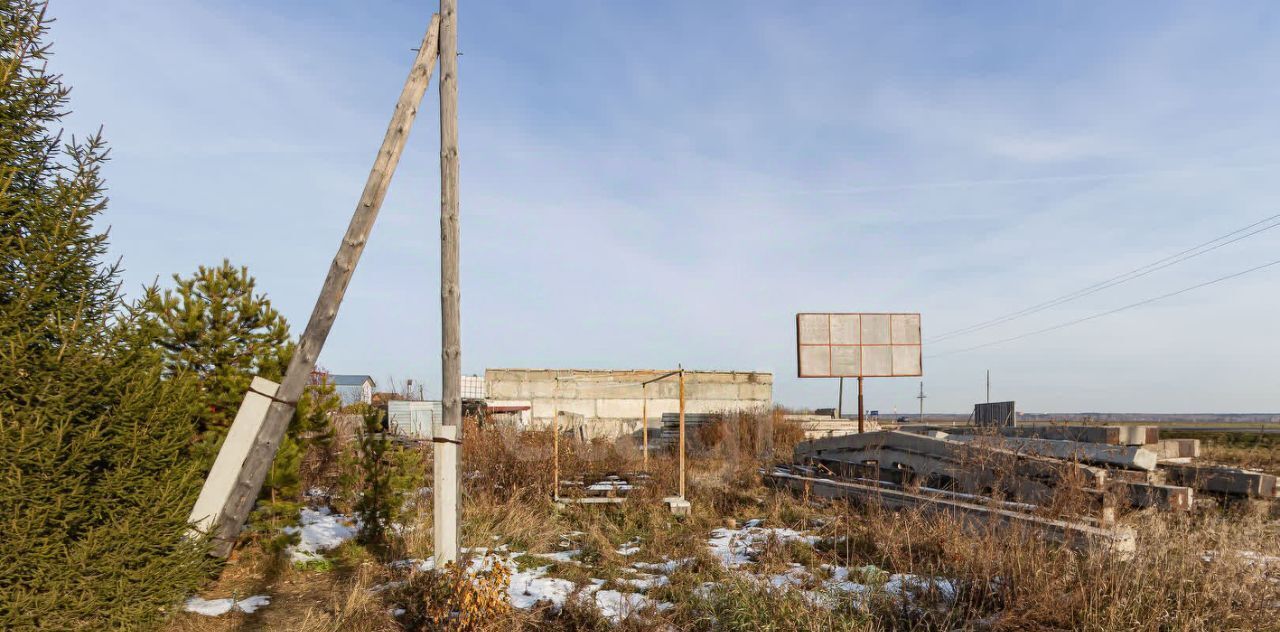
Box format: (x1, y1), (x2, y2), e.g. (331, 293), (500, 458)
(396, 556), (512, 631)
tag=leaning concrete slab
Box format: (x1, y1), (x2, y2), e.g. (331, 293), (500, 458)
(949, 435), (1158, 471)
(189, 377), (278, 546)
(1161, 463), (1277, 499)
(797, 430), (1107, 487)
(766, 470), (1136, 558)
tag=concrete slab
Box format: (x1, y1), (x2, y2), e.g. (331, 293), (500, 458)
(664, 496), (691, 516)
(950, 435), (1158, 471)
(767, 470), (1135, 558)
(1161, 463), (1277, 499)
(188, 377), (278, 540)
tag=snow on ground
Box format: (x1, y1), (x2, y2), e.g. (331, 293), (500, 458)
(707, 525), (821, 567)
(185, 595), (271, 616)
(588, 588), (673, 622)
(533, 549), (582, 563)
(282, 507), (359, 563)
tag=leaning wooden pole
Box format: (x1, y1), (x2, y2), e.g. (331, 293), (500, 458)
(435, 0), (462, 565)
(208, 15), (442, 558)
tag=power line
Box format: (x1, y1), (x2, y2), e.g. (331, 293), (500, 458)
(927, 212), (1280, 343)
(928, 256), (1280, 359)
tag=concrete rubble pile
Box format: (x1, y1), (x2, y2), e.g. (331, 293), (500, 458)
(769, 426), (1277, 558)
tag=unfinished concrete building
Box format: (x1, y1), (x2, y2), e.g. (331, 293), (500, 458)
(484, 368), (773, 439)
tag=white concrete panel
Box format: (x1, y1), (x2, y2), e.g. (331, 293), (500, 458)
(188, 377), (278, 536)
(798, 313), (830, 344)
(830, 314), (860, 344)
(688, 383), (740, 400)
(737, 383), (774, 401)
(892, 345), (922, 376)
(799, 345), (830, 377)
(596, 398), (646, 419)
(831, 345), (861, 376)
(862, 346), (894, 376)
(892, 314), (922, 344)
(861, 314), (892, 344)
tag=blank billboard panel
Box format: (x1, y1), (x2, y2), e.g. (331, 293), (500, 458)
(796, 312), (923, 378)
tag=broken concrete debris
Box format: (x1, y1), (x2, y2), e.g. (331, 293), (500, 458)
(780, 426), (1273, 557)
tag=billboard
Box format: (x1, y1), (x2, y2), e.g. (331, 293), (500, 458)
(796, 313), (922, 378)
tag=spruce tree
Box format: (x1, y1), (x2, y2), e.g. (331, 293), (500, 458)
(0, 1), (211, 628)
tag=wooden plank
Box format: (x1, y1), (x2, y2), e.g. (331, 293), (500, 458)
(208, 15), (442, 558)
(436, 0), (462, 565)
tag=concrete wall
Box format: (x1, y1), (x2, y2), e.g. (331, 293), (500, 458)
(485, 368), (773, 439)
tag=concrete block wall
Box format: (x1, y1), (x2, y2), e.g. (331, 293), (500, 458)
(485, 368), (773, 439)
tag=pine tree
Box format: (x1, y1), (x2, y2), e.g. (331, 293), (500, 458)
(132, 261), (339, 502)
(132, 260), (292, 440)
(0, 2), (211, 628)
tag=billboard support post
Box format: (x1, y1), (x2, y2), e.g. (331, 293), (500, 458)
(857, 377), (864, 433)
(837, 377), (844, 419)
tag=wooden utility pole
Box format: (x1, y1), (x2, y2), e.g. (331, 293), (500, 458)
(208, 16), (441, 558)
(436, 0), (462, 565)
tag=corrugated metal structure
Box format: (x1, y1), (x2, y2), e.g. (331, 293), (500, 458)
(388, 400), (443, 438)
(974, 401), (1018, 427)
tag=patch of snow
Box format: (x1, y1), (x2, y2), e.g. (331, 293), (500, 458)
(620, 574), (670, 591)
(587, 589), (672, 623)
(533, 549), (582, 563)
(633, 558), (691, 574)
(743, 518), (764, 528)
(184, 595), (271, 616)
(508, 569), (577, 610)
(283, 507), (359, 563)
(706, 526), (820, 567)
(586, 480), (634, 492)
(616, 538), (641, 556)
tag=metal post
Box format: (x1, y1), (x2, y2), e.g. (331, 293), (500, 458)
(837, 377), (844, 419)
(435, 0), (462, 566)
(857, 376), (864, 434)
(678, 366), (686, 500)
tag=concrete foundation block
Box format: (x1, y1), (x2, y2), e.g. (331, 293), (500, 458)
(664, 496), (691, 516)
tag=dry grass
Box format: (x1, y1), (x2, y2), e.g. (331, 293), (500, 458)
(171, 411), (1280, 631)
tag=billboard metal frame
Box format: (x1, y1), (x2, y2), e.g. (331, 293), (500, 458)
(795, 312), (923, 379)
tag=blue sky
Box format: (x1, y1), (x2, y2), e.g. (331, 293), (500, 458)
(48, 1), (1280, 413)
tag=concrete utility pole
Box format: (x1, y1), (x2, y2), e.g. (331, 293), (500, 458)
(917, 382), (927, 423)
(986, 369), (990, 403)
(435, 0), (461, 565)
(205, 15), (441, 558)
(678, 366), (686, 499)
